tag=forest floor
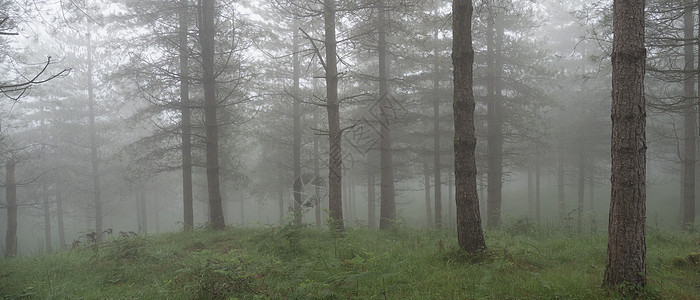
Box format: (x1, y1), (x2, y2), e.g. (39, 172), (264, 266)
(0, 221), (698, 299)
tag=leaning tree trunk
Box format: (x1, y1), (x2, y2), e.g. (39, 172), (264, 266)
(378, 1), (396, 230)
(324, 0), (344, 232)
(452, 0), (486, 253)
(603, 0), (647, 290)
(179, 0), (194, 230)
(5, 160), (17, 258)
(682, 0), (696, 230)
(200, 0), (225, 229)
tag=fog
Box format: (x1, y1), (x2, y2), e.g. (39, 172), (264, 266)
(0, 0), (697, 257)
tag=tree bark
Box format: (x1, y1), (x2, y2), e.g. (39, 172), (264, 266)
(324, 0), (344, 232)
(577, 153), (585, 234)
(5, 160), (17, 258)
(682, 0), (696, 230)
(140, 188), (148, 234)
(56, 191), (66, 249)
(424, 159), (433, 228)
(485, 8), (504, 230)
(42, 183), (52, 253)
(378, 1), (396, 230)
(292, 19), (303, 227)
(603, 0), (646, 290)
(433, 30), (442, 229)
(179, 0), (194, 230)
(87, 33), (102, 238)
(367, 151), (376, 228)
(200, 0), (225, 229)
(452, 0), (486, 253)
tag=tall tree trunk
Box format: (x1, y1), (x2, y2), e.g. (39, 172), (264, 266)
(179, 0), (194, 230)
(603, 0), (646, 289)
(486, 8), (504, 230)
(200, 0), (225, 229)
(535, 152), (541, 223)
(292, 20), (303, 227)
(424, 159), (433, 228)
(589, 173), (596, 232)
(433, 30), (442, 229)
(378, 1), (396, 230)
(324, 0), (344, 232)
(682, 0), (696, 230)
(56, 191), (66, 249)
(448, 170), (453, 224)
(42, 183), (52, 253)
(140, 189), (148, 234)
(314, 111), (322, 228)
(528, 166), (534, 218)
(557, 147), (566, 224)
(278, 171), (284, 224)
(367, 151), (376, 228)
(5, 160), (17, 258)
(577, 153), (585, 234)
(452, 0), (486, 253)
(87, 33), (102, 238)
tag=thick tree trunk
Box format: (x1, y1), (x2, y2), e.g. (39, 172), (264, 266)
(378, 1), (396, 230)
(324, 0), (344, 232)
(433, 31), (442, 229)
(56, 192), (66, 249)
(603, 0), (646, 290)
(179, 0), (194, 230)
(5, 160), (17, 258)
(42, 183), (52, 253)
(292, 20), (303, 227)
(486, 9), (504, 230)
(200, 0), (225, 229)
(682, 0), (696, 230)
(87, 34), (102, 238)
(452, 0), (486, 253)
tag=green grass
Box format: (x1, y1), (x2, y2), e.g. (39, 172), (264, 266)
(1, 223), (698, 299)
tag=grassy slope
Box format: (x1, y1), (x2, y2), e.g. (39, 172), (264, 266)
(0, 224), (698, 299)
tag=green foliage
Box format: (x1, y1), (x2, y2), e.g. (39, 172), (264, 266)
(0, 225), (698, 299)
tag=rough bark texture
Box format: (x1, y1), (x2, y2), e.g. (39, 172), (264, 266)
(433, 34), (442, 229)
(200, 0), (225, 229)
(179, 0), (194, 230)
(5, 160), (17, 258)
(87, 34), (102, 238)
(603, 0), (646, 290)
(485, 9), (504, 230)
(452, 0), (486, 253)
(42, 183), (52, 253)
(292, 21), (303, 227)
(378, 2), (396, 230)
(325, 0), (344, 232)
(682, 0), (696, 230)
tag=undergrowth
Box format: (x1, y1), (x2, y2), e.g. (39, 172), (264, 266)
(0, 223), (698, 299)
